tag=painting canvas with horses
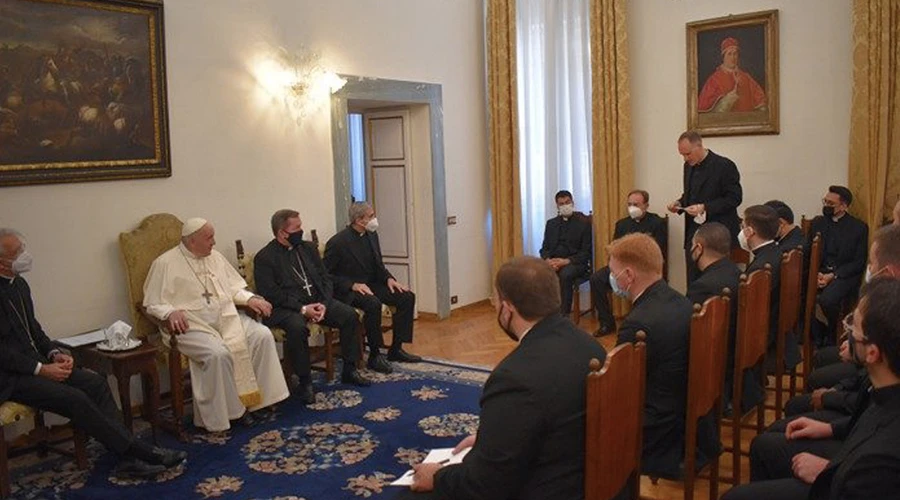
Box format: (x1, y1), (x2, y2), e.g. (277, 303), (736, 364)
(0, 0), (170, 186)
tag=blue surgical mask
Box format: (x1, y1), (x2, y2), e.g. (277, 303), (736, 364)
(610, 269), (629, 298)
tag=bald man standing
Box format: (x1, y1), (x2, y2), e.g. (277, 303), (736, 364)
(143, 218), (289, 432)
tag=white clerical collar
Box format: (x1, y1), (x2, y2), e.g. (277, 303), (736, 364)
(752, 240), (776, 254)
(832, 212), (846, 223)
(518, 326), (534, 342)
(179, 243), (206, 261)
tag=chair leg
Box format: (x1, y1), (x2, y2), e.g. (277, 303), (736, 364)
(731, 385), (742, 486)
(168, 346), (187, 441)
(571, 287), (581, 325)
(0, 425), (10, 499)
(683, 426), (696, 500)
(73, 428), (87, 469)
(324, 330), (335, 382)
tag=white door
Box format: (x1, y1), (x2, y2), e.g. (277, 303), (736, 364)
(364, 109), (417, 312)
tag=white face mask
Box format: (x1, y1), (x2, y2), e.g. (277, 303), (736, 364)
(365, 217), (379, 233)
(558, 204), (575, 218)
(11, 250), (33, 274)
(738, 228), (751, 252)
(627, 206), (644, 220)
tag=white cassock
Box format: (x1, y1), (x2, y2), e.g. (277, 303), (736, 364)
(143, 243), (289, 432)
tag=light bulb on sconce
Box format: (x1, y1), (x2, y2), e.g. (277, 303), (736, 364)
(252, 47), (346, 124)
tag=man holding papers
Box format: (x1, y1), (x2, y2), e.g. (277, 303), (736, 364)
(397, 256), (607, 500)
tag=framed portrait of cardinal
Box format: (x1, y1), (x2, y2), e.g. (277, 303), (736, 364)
(687, 10), (779, 136)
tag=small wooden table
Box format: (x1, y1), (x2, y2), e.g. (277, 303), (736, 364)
(75, 342), (160, 444)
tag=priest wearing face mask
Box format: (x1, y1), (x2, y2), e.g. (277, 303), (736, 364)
(589, 189), (667, 336)
(325, 202), (421, 371)
(539, 190), (593, 316)
(742, 205), (801, 373)
(764, 200), (806, 254)
(254, 210), (371, 401)
(809, 186), (869, 347)
(609, 233), (707, 479)
(0, 229), (187, 479)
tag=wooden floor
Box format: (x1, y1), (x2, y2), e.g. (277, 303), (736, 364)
(390, 300), (787, 500)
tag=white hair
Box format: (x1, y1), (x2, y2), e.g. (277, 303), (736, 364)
(0, 228), (25, 244)
(348, 202), (373, 224)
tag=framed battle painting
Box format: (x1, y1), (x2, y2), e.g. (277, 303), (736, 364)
(0, 0), (170, 186)
(686, 10), (779, 136)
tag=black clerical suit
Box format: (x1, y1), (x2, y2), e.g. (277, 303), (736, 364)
(723, 383), (900, 500)
(777, 226), (806, 255)
(591, 212), (667, 331)
(254, 239), (361, 381)
(677, 150), (742, 282)
(809, 214), (868, 346)
(539, 212), (592, 315)
(0, 276), (133, 456)
(747, 241), (801, 371)
(324, 226), (414, 351)
(397, 314), (608, 500)
(687, 257), (764, 413)
(617, 280), (714, 479)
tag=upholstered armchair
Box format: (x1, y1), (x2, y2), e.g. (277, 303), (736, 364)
(1, 402), (87, 498)
(118, 213), (191, 441)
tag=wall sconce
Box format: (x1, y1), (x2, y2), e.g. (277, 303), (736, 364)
(252, 47), (346, 124)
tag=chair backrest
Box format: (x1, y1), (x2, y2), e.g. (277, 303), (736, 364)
(802, 234), (823, 378)
(800, 215), (813, 238)
(730, 247), (751, 265)
(778, 248), (804, 338)
(585, 332), (647, 500)
(119, 214), (183, 340)
(734, 267), (772, 375)
(686, 295), (731, 425)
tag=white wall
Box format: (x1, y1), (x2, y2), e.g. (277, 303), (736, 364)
(0, 0), (491, 338)
(628, 0), (852, 291)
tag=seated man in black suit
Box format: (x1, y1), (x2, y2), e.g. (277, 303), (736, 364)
(722, 278), (900, 500)
(539, 190), (592, 316)
(742, 205), (801, 374)
(609, 233), (708, 479)
(0, 229), (185, 479)
(686, 222), (761, 412)
(590, 189), (666, 336)
(324, 202), (421, 372)
(765, 200), (805, 253)
(400, 256), (607, 500)
(254, 209), (371, 399)
(810, 185), (868, 347)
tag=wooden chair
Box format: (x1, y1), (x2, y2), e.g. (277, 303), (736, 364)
(684, 295), (730, 500)
(801, 234), (823, 383)
(800, 215), (813, 238)
(768, 248), (804, 420)
(723, 267), (772, 487)
(730, 247), (751, 266)
(236, 241), (364, 382)
(585, 332), (647, 500)
(118, 213), (191, 441)
(1, 403), (87, 498)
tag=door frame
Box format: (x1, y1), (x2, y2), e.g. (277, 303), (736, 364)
(330, 75), (450, 319)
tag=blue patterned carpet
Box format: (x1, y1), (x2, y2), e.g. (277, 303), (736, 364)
(8, 360), (488, 500)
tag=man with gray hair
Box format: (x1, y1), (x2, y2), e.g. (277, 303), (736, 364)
(0, 229), (186, 479)
(143, 218), (289, 432)
(325, 202), (421, 372)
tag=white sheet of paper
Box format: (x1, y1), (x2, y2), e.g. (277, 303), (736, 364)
(390, 447), (472, 486)
(57, 329), (106, 348)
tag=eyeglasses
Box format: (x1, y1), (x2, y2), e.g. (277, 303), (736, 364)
(843, 313), (870, 344)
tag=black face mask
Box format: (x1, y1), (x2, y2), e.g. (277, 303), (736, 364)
(287, 230), (304, 247)
(496, 303), (518, 343)
(847, 333), (865, 367)
(822, 206), (836, 218)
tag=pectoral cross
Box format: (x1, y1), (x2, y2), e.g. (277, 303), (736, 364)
(201, 289), (213, 304)
(301, 278), (313, 297)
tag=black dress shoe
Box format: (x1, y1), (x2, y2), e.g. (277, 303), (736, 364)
(592, 324), (615, 337)
(387, 347), (422, 363)
(149, 447), (188, 468)
(233, 411), (258, 428)
(114, 458), (167, 479)
(342, 369), (372, 386)
(298, 383), (316, 404)
(367, 354), (394, 374)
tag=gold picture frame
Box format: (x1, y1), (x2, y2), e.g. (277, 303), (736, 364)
(687, 9), (779, 136)
(0, 0), (170, 186)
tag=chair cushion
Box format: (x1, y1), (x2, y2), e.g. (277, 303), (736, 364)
(0, 401), (35, 426)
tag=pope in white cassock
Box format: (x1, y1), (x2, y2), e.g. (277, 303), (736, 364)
(143, 217), (289, 432)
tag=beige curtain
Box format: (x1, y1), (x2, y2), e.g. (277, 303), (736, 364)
(848, 0), (900, 232)
(590, 0), (634, 267)
(487, 0), (523, 274)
